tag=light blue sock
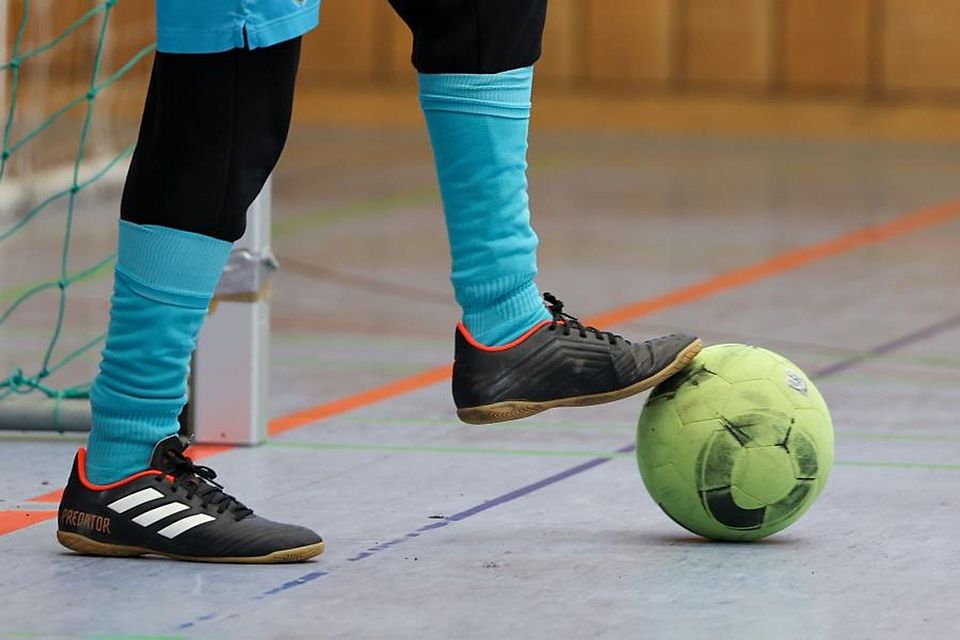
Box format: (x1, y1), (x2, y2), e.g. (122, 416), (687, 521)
(85, 221), (231, 484)
(419, 66), (551, 346)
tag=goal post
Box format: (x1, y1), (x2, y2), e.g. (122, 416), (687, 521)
(189, 180), (275, 446)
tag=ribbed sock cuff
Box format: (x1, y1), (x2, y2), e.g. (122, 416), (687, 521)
(85, 221), (230, 484)
(418, 66), (533, 119)
(117, 220), (232, 302)
(85, 411), (178, 484)
(460, 275), (551, 346)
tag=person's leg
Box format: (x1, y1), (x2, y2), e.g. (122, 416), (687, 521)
(390, 0), (550, 347)
(390, 0), (702, 423)
(59, 18), (323, 561)
(87, 39), (300, 483)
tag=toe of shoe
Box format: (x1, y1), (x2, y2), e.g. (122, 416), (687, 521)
(635, 333), (700, 372)
(233, 517), (324, 555)
(282, 523), (324, 549)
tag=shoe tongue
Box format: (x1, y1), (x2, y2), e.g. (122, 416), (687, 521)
(148, 434), (188, 472)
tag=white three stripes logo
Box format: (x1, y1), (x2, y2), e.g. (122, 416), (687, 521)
(107, 488), (215, 539)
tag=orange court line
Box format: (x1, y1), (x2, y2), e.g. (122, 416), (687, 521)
(588, 199), (960, 328)
(0, 510), (58, 536)
(29, 488), (64, 504)
(267, 198), (960, 436)
(268, 364), (454, 436)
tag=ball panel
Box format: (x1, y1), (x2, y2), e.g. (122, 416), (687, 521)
(668, 369), (731, 425)
(731, 446), (796, 506)
(719, 379), (795, 448)
(639, 462), (703, 529)
(696, 343), (780, 383)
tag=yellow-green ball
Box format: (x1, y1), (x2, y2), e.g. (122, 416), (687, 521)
(636, 344), (834, 541)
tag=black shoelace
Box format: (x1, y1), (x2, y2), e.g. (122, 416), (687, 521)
(543, 292), (627, 345)
(155, 447), (254, 520)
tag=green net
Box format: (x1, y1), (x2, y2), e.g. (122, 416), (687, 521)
(0, 0), (154, 412)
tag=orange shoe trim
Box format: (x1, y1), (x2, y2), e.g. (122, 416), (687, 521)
(75, 448), (163, 491)
(456, 320), (553, 352)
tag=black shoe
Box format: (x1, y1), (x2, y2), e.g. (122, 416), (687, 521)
(57, 435), (323, 563)
(453, 293), (702, 424)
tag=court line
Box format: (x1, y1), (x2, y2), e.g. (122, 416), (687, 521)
(174, 306), (960, 631)
(269, 364), (453, 436)
(278, 415), (960, 441)
(265, 441), (960, 470)
(5, 197), (960, 536)
(0, 511), (57, 536)
(814, 313), (960, 378)
(343, 309), (960, 548)
(268, 440), (630, 459)
(266, 198), (960, 436)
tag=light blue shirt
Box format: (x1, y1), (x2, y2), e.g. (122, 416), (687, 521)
(155, 0), (321, 53)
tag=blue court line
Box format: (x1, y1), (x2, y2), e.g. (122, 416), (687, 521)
(344, 444), (634, 562)
(811, 313), (960, 378)
(174, 311), (960, 630)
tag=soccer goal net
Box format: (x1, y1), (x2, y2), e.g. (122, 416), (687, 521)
(0, 0), (154, 431)
(1, 1), (272, 443)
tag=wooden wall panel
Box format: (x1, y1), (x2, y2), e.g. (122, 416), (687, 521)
(11, 0), (960, 105)
(299, 0), (378, 82)
(784, 0), (870, 92)
(104, 0), (155, 73)
(377, 5), (413, 81)
(884, 0), (960, 94)
(6, 0), (91, 79)
(539, 0), (582, 84)
(684, 0), (772, 89)
(583, 0), (673, 85)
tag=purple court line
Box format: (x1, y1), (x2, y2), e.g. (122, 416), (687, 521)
(174, 311), (960, 630)
(810, 313), (960, 379)
(344, 444), (635, 562)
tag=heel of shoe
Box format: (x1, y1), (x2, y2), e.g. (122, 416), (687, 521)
(457, 401), (548, 425)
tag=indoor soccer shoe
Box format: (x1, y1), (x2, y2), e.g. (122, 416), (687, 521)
(57, 435), (323, 563)
(453, 293), (702, 424)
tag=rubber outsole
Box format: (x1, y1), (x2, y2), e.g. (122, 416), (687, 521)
(56, 530), (324, 564)
(456, 338), (704, 425)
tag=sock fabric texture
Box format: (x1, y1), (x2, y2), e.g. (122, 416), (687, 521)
(85, 221), (231, 484)
(419, 66), (550, 346)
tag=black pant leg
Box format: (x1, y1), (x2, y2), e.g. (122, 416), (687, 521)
(387, 0), (548, 74)
(121, 38), (301, 242)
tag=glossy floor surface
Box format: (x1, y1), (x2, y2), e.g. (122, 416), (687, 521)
(2, 124), (960, 639)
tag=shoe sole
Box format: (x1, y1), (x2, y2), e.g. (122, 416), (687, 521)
(56, 530), (324, 564)
(457, 338), (703, 425)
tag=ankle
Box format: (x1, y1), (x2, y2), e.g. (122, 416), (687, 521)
(460, 279), (550, 346)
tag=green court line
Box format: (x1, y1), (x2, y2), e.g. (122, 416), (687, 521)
(836, 460), (960, 471)
(332, 414), (627, 431)
(842, 431), (960, 442)
(0, 188), (431, 303)
(0, 632), (183, 640)
(88, 636), (186, 640)
(271, 188), (436, 239)
(269, 151), (591, 240)
(267, 439), (960, 470)
(328, 415), (960, 441)
(267, 440), (627, 459)
(625, 321), (960, 371)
